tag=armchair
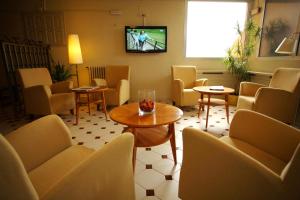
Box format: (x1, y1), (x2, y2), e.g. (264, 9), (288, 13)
(92, 65), (130, 106)
(179, 110), (300, 200)
(18, 68), (75, 115)
(171, 65), (207, 106)
(0, 115), (135, 200)
(237, 68), (300, 124)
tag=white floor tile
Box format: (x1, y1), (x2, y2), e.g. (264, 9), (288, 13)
(135, 169), (165, 189)
(155, 180), (180, 200)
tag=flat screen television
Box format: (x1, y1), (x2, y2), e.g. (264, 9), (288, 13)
(125, 26), (167, 53)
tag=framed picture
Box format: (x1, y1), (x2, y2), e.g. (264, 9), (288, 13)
(258, 0), (300, 57)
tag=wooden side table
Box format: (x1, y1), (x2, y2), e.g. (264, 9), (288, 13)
(72, 86), (108, 125)
(109, 103), (183, 169)
(193, 86), (235, 129)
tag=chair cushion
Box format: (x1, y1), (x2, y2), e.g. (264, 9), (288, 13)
(236, 95), (255, 110)
(220, 136), (286, 175)
(28, 145), (93, 198)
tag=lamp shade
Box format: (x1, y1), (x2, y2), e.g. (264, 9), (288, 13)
(68, 34), (83, 64)
(275, 35), (298, 55)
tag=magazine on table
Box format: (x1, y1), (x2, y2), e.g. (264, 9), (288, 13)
(72, 86), (100, 91)
(209, 86), (224, 91)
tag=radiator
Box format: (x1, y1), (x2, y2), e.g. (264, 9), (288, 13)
(87, 66), (106, 84)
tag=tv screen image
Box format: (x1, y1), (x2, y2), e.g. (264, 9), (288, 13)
(125, 26), (167, 53)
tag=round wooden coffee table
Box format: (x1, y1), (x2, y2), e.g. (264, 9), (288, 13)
(193, 86), (235, 129)
(109, 103), (183, 167)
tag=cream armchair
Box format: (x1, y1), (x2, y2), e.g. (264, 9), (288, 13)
(171, 65), (207, 106)
(0, 115), (135, 200)
(92, 65), (130, 106)
(18, 68), (75, 115)
(179, 110), (300, 200)
(237, 68), (300, 124)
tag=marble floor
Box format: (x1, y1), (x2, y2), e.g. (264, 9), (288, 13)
(0, 104), (236, 200)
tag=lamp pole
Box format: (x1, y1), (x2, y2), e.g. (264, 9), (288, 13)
(75, 64), (79, 87)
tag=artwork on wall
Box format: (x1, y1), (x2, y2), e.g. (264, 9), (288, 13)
(258, 0), (300, 57)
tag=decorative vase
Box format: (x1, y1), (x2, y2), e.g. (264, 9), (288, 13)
(138, 89), (155, 115)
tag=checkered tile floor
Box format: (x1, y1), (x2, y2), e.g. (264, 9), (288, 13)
(0, 104), (236, 200)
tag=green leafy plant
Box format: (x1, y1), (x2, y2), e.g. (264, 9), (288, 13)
(51, 63), (72, 82)
(224, 18), (261, 92)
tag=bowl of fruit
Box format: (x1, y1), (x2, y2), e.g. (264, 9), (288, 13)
(138, 89), (155, 115)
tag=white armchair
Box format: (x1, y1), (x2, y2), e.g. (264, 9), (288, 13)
(171, 65), (207, 106)
(179, 110), (300, 200)
(92, 65), (130, 106)
(0, 115), (135, 200)
(18, 68), (75, 115)
(237, 68), (300, 124)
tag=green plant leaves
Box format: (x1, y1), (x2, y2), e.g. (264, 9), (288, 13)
(51, 63), (72, 82)
(224, 18), (261, 89)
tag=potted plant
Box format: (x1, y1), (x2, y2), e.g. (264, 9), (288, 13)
(224, 18), (261, 105)
(51, 63), (72, 82)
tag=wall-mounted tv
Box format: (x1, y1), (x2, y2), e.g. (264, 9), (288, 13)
(125, 26), (167, 53)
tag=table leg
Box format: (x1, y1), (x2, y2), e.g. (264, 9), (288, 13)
(169, 123), (177, 164)
(198, 93), (204, 118)
(205, 94), (211, 129)
(75, 93), (80, 125)
(201, 93), (205, 111)
(225, 94), (229, 124)
(101, 91), (108, 120)
(197, 101), (201, 118)
(87, 93), (91, 115)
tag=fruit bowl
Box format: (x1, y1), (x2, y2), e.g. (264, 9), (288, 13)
(139, 99), (155, 113)
(138, 89), (155, 115)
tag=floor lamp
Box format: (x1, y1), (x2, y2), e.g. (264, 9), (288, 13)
(68, 34), (83, 87)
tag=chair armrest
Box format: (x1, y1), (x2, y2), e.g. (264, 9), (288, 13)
(194, 78), (208, 86)
(118, 79), (130, 105)
(239, 82), (265, 96)
(230, 110), (300, 163)
(51, 81), (73, 94)
(179, 127), (283, 200)
(43, 133), (135, 200)
(172, 79), (184, 104)
(23, 85), (52, 114)
(254, 87), (298, 124)
(5, 115), (72, 172)
(91, 78), (107, 87)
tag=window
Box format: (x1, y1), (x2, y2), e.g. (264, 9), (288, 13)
(23, 12), (66, 46)
(186, 1), (248, 58)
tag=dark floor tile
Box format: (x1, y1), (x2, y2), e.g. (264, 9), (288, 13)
(165, 175), (173, 180)
(146, 164), (152, 169)
(146, 189), (155, 196)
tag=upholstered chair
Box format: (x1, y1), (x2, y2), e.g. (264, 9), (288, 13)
(18, 68), (75, 115)
(237, 68), (300, 124)
(179, 110), (300, 200)
(171, 65), (207, 106)
(0, 115), (135, 200)
(92, 65), (130, 106)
